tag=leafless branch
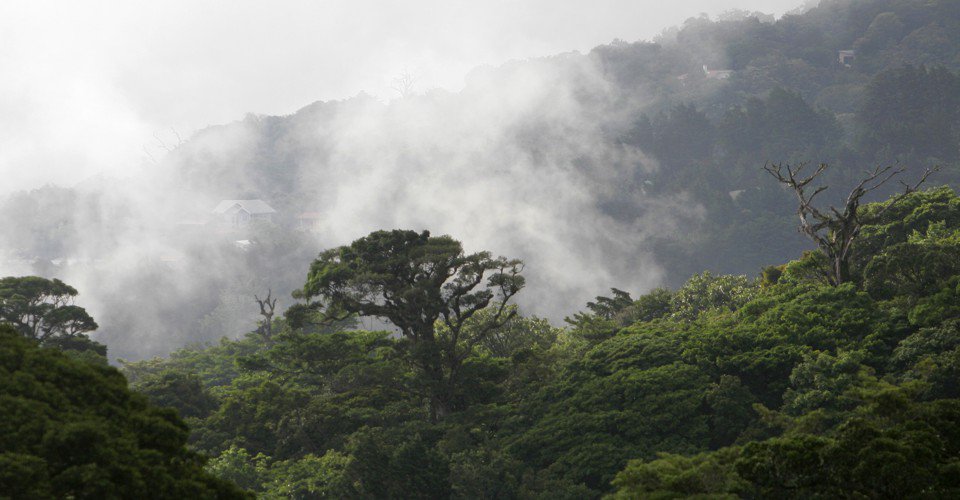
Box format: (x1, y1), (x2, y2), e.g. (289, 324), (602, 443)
(254, 289), (278, 341)
(763, 162), (937, 285)
(391, 70), (416, 98)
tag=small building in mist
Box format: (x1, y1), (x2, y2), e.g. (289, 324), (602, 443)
(703, 65), (733, 80)
(297, 212), (322, 231)
(212, 199), (277, 228)
(839, 50), (856, 67)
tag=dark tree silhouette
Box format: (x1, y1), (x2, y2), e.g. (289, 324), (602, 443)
(254, 289), (278, 341)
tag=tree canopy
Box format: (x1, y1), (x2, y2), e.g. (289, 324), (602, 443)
(0, 276), (98, 343)
(114, 187), (960, 498)
(0, 324), (249, 498)
(296, 229), (524, 421)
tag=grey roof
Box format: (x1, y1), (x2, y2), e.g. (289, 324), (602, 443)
(212, 199), (277, 215)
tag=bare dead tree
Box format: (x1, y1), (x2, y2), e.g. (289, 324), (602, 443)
(142, 145), (159, 165)
(764, 162), (938, 285)
(390, 70), (416, 98)
(254, 289), (278, 341)
(143, 128), (185, 165)
(154, 128), (185, 152)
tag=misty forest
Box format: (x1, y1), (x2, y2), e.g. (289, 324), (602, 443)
(5, 0), (960, 497)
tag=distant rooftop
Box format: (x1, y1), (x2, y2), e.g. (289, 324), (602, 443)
(212, 199), (277, 215)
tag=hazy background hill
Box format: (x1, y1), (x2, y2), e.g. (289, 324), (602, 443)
(2, 0), (959, 360)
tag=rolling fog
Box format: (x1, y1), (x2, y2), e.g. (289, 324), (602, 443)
(0, 0), (807, 360)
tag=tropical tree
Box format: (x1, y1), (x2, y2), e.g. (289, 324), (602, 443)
(294, 229), (524, 421)
(0, 276), (98, 343)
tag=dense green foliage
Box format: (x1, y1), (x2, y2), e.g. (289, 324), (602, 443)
(0, 275), (106, 364)
(296, 229), (524, 422)
(114, 188), (960, 497)
(4, 1), (960, 496)
(0, 276), (98, 342)
(0, 324), (248, 498)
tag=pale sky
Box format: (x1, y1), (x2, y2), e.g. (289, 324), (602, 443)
(0, 0), (806, 192)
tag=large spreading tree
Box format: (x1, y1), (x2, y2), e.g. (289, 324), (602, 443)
(294, 229), (524, 421)
(0, 276), (98, 343)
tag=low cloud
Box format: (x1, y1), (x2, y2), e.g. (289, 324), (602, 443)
(0, 1), (802, 359)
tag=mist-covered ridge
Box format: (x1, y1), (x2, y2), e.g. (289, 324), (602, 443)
(2, 0), (960, 360)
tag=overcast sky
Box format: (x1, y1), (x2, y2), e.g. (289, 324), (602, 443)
(0, 0), (806, 192)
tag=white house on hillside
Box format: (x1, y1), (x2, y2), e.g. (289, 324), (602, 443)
(212, 199), (277, 227)
(703, 65), (733, 80)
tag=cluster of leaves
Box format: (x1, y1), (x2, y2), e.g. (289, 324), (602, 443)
(605, 187), (960, 498)
(124, 313), (566, 497)
(0, 275), (106, 364)
(0, 324), (248, 498)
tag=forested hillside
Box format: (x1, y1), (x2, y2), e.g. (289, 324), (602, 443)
(3, 0), (960, 497)
(113, 186), (960, 498)
(161, 0), (960, 284)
